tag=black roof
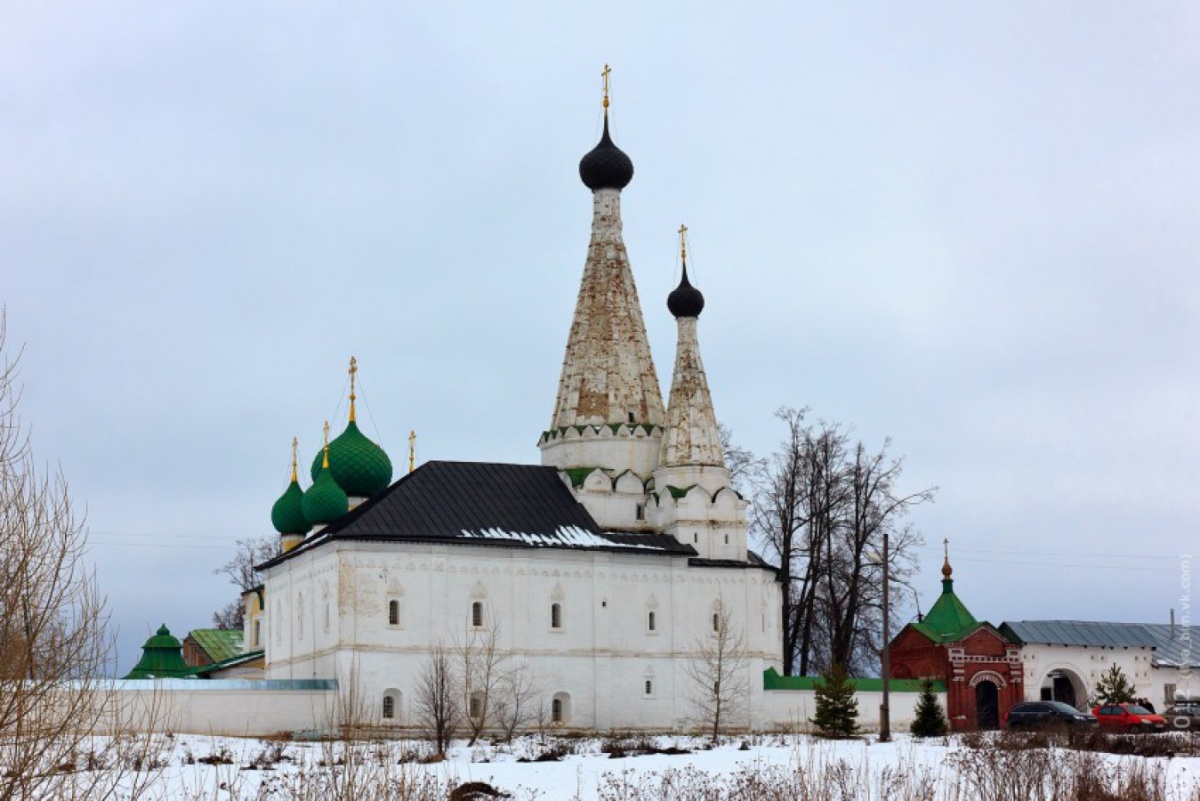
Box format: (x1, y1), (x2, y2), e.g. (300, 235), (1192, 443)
(262, 461), (699, 567)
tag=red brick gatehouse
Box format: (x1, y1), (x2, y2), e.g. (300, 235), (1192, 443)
(888, 552), (1023, 730)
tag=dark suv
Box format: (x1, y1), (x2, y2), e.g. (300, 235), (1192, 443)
(1007, 701), (1098, 729)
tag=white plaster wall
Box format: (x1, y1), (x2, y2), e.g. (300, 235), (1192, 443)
(759, 689), (943, 733)
(97, 681), (338, 736)
(1018, 644), (1158, 705)
(263, 541), (782, 731)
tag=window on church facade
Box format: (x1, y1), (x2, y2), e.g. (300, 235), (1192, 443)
(712, 612), (720, 633)
(644, 679), (653, 696)
(551, 603), (562, 630)
(388, 599), (401, 626)
(551, 696), (564, 723)
(253, 619), (260, 648)
(382, 695), (395, 719)
(647, 611), (655, 632)
(469, 692), (484, 721)
(471, 601), (483, 628)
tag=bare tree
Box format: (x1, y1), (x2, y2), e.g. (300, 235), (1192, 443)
(415, 641), (461, 756)
(747, 407), (933, 676)
(457, 610), (508, 746)
(0, 315), (117, 801)
(684, 597), (748, 743)
(211, 534), (280, 629)
(493, 660), (539, 742)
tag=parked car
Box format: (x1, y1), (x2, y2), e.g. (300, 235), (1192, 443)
(1163, 703), (1200, 731)
(1006, 701), (1098, 729)
(1091, 703), (1167, 733)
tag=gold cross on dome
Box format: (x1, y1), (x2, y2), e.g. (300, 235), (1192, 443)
(290, 436), (298, 481)
(601, 64), (611, 110)
(349, 356), (358, 421)
(678, 224), (688, 264)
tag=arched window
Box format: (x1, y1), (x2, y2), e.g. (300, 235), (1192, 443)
(724, 533), (729, 544)
(471, 601), (483, 628)
(644, 679), (653, 696)
(712, 612), (720, 633)
(550, 603), (562, 630)
(469, 691), (484, 721)
(551, 697), (563, 724)
(382, 689), (400, 722)
(388, 599), (400, 626)
(252, 619), (261, 648)
(647, 611), (656, 632)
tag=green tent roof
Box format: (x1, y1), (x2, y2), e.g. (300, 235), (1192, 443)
(124, 625), (195, 679)
(911, 577), (981, 643)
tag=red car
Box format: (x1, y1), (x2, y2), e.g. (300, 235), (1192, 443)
(1091, 703), (1166, 733)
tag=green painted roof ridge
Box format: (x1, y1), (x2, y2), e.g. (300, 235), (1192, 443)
(761, 668), (946, 693)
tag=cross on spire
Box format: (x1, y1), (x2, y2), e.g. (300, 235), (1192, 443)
(321, 421), (331, 469)
(408, 430), (416, 474)
(678, 223), (688, 266)
(601, 64), (611, 112)
(349, 356), (358, 422)
(290, 436), (298, 482)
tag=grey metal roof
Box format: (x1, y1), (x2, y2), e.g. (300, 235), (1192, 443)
(1001, 620), (1199, 669)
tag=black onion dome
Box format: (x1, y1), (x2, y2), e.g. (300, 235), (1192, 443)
(579, 116), (634, 190)
(667, 265), (705, 318)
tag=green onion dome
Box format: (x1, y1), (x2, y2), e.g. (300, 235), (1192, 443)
(271, 478), (308, 535)
(302, 456), (349, 525)
(309, 420), (393, 498)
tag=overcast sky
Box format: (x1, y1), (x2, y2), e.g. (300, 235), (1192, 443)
(3, 3), (1197, 673)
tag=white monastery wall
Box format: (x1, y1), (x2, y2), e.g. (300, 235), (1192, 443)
(760, 687), (941, 733)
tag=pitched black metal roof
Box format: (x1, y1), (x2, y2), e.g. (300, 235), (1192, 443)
(262, 461), (698, 567)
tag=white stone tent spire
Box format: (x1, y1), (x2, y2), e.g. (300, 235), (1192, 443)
(540, 70), (665, 482)
(650, 227), (749, 561)
(659, 225), (724, 468)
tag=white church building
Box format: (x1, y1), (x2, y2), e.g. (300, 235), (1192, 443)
(249, 89), (784, 732)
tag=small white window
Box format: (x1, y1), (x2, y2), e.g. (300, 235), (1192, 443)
(635, 503), (645, 521)
(693, 532), (698, 543)
(647, 611), (656, 632)
(551, 602), (563, 629)
(388, 599), (401, 626)
(644, 680), (653, 696)
(472, 601), (483, 627)
(712, 612), (720, 633)
(551, 697), (564, 723)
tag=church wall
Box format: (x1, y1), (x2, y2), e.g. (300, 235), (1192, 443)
(262, 540), (781, 731)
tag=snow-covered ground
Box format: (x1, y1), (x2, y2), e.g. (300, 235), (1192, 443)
(45, 731), (1200, 800)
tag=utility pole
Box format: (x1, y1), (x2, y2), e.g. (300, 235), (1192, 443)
(880, 527), (891, 742)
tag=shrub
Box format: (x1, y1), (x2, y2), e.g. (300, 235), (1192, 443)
(910, 678), (948, 738)
(811, 662), (859, 738)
